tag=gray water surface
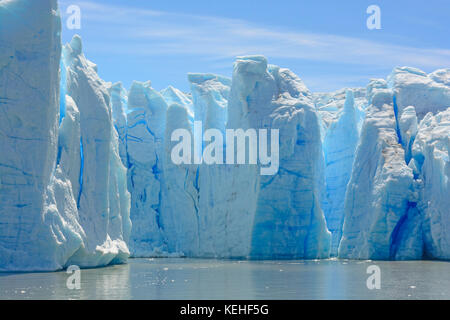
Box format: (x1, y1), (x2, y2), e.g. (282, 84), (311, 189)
(0, 258), (449, 299)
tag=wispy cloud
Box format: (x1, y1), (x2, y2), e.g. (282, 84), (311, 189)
(59, 0), (450, 69)
(57, 0), (450, 92)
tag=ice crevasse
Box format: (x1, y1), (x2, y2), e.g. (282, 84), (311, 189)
(1, 0), (450, 272)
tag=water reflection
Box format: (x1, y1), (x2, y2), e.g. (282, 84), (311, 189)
(0, 259), (449, 299)
(0, 264), (130, 300)
(127, 259), (254, 299)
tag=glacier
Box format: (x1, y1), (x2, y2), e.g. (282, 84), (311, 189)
(320, 90), (360, 256)
(248, 61), (331, 259)
(1, 0), (450, 272)
(61, 35), (131, 267)
(125, 81), (168, 257)
(0, 0), (130, 271)
(405, 109), (450, 260)
(338, 89), (415, 259)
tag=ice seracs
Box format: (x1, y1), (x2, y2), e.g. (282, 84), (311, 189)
(0, 0), (75, 271)
(126, 81), (168, 257)
(1, 0), (450, 269)
(161, 85), (194, 117)
(321, 90), (360, 256)
(62, 35), (131, 267)
(189, 73), (232, 258)
(124, 57), (331, 259)
(388, 66), (450, 121)
(398, 105), (418, 163)
(339, 89), (414, 260)
(0, 1), (130, 271)
(410, 108), (450, 260)
(250, 63), (331, 259)
(109, 82), (129, 166)
(161, 103), (200, 256)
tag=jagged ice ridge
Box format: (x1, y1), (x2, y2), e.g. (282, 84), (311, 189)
(0, 0), (449, 271)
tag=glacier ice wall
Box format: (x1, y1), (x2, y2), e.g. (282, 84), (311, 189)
(321, 90), (360, 256)
(0, 0), (80, 271)
(189, 73), (235, 258)
(1, 0), (449, 267)
(249, 63), (331, 259)
(331, 71), (449, 261)
(388, 67), (450, 121)
(0, 1), (130, 271)
(160, 103), (200, 256)
(124, 57), (332, 259)
(61, 36), (131, 267)
(338, 89), (415, 260)
(407, 109), (450, 260)
(109, 82), (129, 167)
(126, 81), (168, 257)
(114, 59), (449, 261)
(161, 85), (194, 116)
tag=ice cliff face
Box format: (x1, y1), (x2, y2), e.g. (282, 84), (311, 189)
(62, 35), (131, 267)
(109, 82), (129, 167)
(188, 73), (235, 258)
(122, 57), (331, 259)
(0, 0), (130, 271)
(125, 81), (167, 257)
(396, 108), (450, 260)
(161, 103), (200, 256)
(0, 0), (75, 271)
(338, 89), (415, 259)
(338, 75), (450, 260)
(321, 90), (360, 256)
(249, 62), (330, 259)
(60, 35), (131, 267)
(1, 1), (450, 271)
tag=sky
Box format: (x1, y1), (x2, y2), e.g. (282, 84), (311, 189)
(58, 0), (450, 93)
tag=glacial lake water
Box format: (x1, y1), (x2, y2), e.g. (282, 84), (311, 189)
(0, 258), (449, 300)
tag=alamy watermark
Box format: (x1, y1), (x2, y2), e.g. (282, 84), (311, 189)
(66, 265), (81, 290)
(366, 265), (381, 290)
(64, 4), (381, 31)
(366, 5), (381, 30)
(66, 5), (81, 30)
(171, 121), (279, 176)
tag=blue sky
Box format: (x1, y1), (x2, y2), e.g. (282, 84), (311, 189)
(59, 0), (450, 93)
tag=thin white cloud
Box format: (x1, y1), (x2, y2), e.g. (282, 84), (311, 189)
(58, 0), (449, 91)
(59, 0), (450, 69)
